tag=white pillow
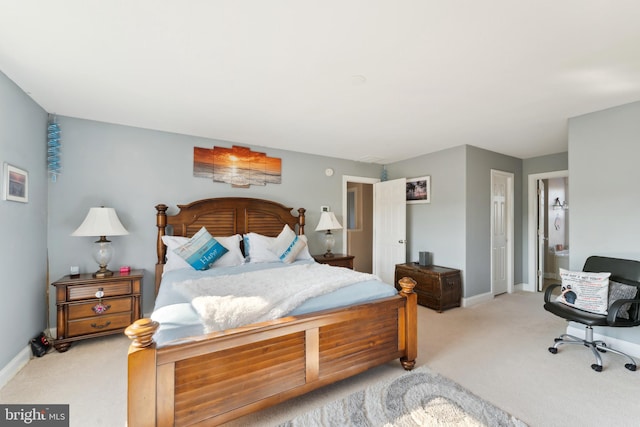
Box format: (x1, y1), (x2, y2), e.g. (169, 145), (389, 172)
(162, 233), (244, 273)
(556, 268), (611, 315)
(171, 227), (229, 271)
(244, 227), (312, 263)
(271, 225), (308, 263)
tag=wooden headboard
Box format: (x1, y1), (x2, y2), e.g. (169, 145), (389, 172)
(154, 197), (306, 293)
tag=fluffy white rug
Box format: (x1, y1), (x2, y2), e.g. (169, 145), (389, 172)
(280, 365), (527, 427)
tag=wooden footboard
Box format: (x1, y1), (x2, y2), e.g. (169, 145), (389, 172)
(126, 278), (417, 426)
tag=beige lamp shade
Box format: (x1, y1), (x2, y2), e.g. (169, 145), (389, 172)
(71, 207), (129, 237)
(314, 211), (343, 232)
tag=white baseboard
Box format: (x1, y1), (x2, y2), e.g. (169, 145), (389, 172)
(567, 324), (640, 359)
(463, 285), (528, 308)
(0, 345), (31, 390)
(462, 291), (494, 307)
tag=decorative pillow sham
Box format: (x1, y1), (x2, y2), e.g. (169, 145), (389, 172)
(162, 232), (244, 273)
(244, 226), (312, 263)
(556, 268), (611, 315)
(172, 227), (228, 271)
(271, 225), (308, 263)
(608, 280), (638, 320)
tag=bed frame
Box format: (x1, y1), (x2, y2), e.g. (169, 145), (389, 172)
(126, 197), (417, 426)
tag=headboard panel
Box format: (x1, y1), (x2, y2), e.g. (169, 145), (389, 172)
(154, 197), (306, 294)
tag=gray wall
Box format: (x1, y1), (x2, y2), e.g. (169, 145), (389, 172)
(520, 152), (569, 282)
(46, 117), (382, 321)
(0, 71), (48, 370)
(386, 145), (522, 298)
(568, 100), (640, 344)
(386, 146), (467, 281)
(465, 146), (522, 297)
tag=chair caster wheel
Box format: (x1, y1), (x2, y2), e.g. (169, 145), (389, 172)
(625, 363), (636, 371)
(591, 364), (603, 372)
(548, 347), (558, 354)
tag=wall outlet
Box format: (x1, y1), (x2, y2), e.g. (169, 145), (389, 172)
(321, 205), (330, 212)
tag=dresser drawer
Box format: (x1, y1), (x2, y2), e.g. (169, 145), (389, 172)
(67, 281), (133, 301)
(67, 297), (133, 320)
(67, 312), (133, 337)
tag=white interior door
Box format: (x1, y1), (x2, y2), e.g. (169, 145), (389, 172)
(373, 178), (406, 285)
(537, 179), (546, 292)
(491, 171), (509, 295)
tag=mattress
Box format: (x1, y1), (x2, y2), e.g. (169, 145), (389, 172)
(150, 260), (397, 348)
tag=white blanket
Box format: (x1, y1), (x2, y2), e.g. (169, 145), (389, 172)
(176, 263), (378, 332)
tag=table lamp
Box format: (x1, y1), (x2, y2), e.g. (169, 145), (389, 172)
(71, 207), (129, 278)
(315, 211), (343, 257)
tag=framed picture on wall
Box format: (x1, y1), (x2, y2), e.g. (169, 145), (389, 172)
(3, 163), (29, 203)
(406, 176), (430, 204)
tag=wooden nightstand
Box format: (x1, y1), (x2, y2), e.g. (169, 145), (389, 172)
(51, 270), (143, 352)
(313, 253), (355, 269)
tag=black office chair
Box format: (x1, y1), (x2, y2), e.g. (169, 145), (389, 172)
(544, 256), (640, 372)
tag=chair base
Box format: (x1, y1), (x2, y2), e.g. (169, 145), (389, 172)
(548, 326), (638, 372)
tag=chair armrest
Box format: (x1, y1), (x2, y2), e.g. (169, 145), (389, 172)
(607, 299), (640, 325)
(544, 283), (561, 303)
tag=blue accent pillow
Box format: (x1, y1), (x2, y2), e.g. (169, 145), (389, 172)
(172, 227), (228, 271)
(272, 225), (307, 263)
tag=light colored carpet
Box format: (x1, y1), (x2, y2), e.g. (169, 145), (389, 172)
(2, 291), (640, 426)
(278, 365), (526, 426)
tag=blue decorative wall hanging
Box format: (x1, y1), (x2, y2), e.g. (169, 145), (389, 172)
(47, 116), (61, 182)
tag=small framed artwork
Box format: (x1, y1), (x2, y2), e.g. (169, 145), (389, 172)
(406, 176), (430, 204)
(3, 163), (29, 203)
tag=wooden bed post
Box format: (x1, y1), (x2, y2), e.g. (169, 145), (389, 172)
(125, 319), (160, 427)
(398, 276), (417, 370)
(155, 204), (168, 295)
(297, 207), (306, 234)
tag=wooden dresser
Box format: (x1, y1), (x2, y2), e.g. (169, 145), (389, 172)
(313, 253), (355, 269)
(394, 263), (461, 312)
(51, 270), (143, 352)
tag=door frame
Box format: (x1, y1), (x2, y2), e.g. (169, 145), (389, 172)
(342, 175), (380, 257)
(490, 169), (514, 295)
(526, 170), (569, 292)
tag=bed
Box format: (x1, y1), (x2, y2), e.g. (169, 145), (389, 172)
(125, 197), (417, 426)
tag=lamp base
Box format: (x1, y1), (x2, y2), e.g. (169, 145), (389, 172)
(93, 266), (114, 278)
(323, 251), (335, 258)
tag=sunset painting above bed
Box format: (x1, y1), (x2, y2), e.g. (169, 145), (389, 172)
(193, 145), (282, 187)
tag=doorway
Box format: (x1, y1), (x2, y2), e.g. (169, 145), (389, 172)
(346, 181), (374, 272)
(527, 170), (569, 292)
(342, 176), (406, 284)
(343, 176), (378, 273)
(490, 170), (514, 296)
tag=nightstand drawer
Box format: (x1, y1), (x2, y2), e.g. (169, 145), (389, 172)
(67, 281), (133, 301)
(325, 258), (353, 268)
(67, 297), (133, 320)
(312, 254), (355, 269)
(67, 312), (133, 337)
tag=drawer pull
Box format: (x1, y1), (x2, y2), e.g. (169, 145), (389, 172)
(91, 321), (112, 330)
(92, 302), (111, 314)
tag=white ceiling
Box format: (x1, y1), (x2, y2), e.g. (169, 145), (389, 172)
(1, 1), (640, 164)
